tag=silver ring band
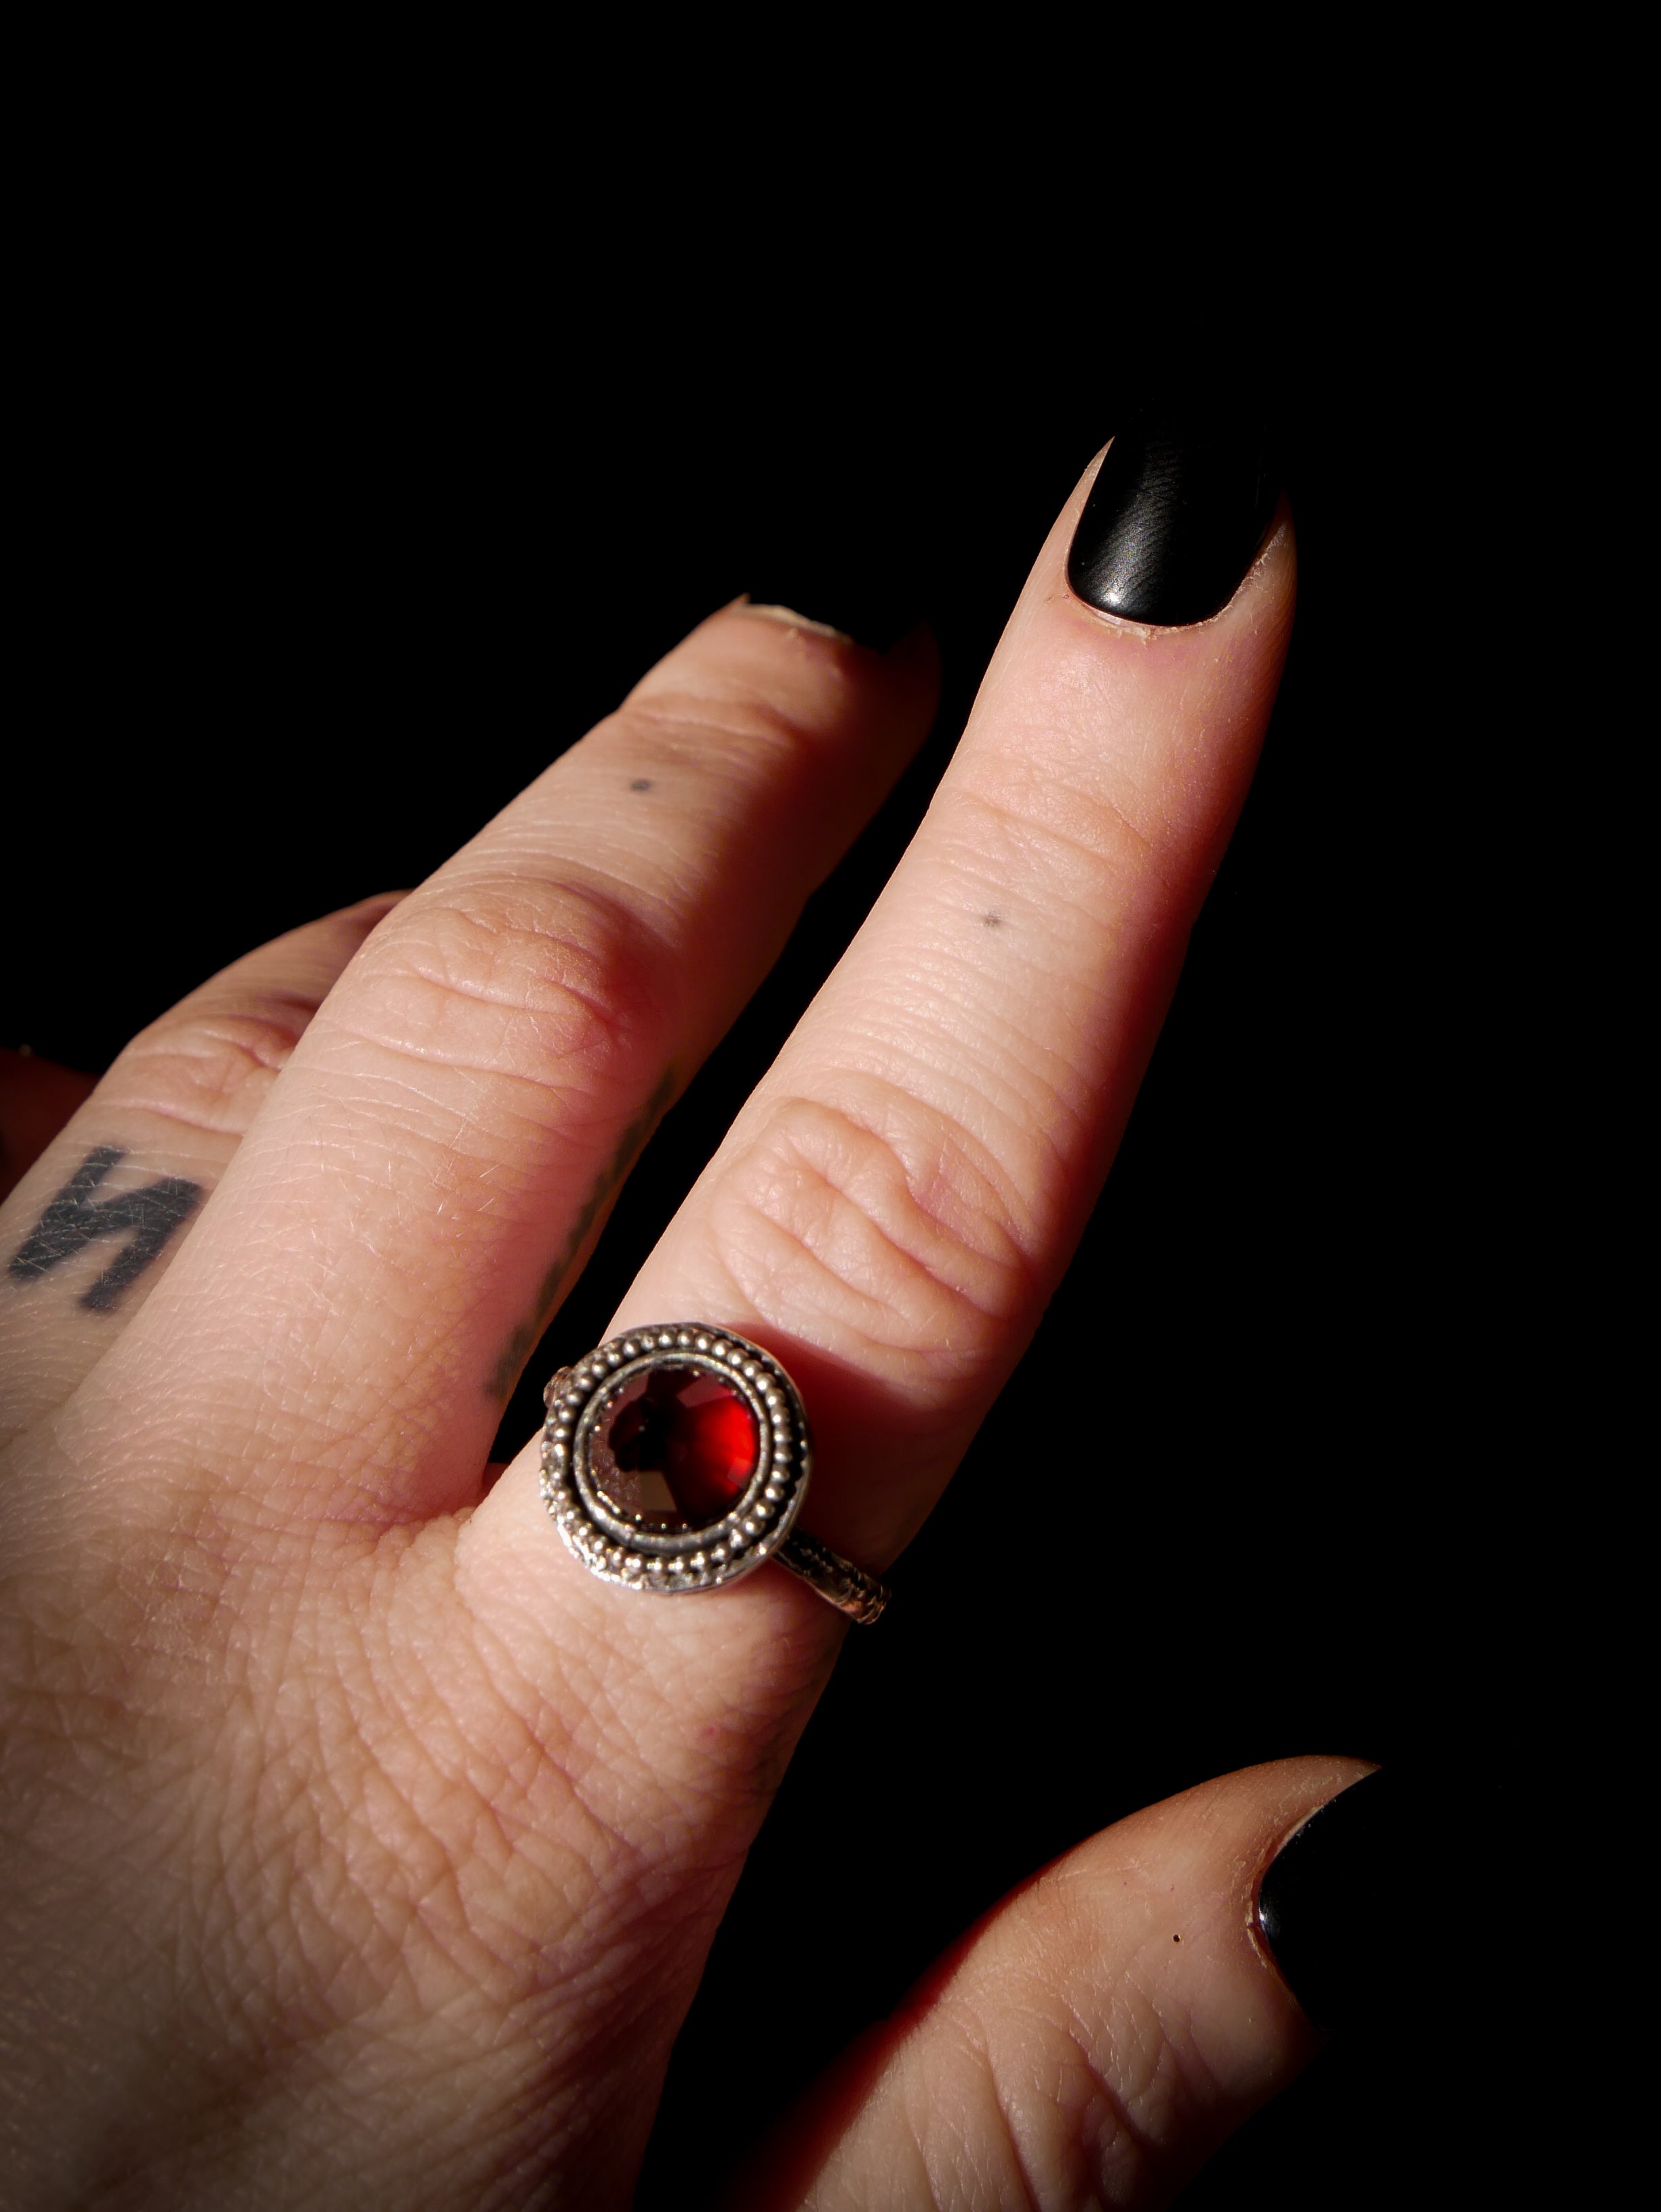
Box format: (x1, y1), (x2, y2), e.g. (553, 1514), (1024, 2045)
(774, 1526), (889, 1625)
(540, 1324), (890, 1627)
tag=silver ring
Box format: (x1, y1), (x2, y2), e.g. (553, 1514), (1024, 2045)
(540, 1324), (889, 1626)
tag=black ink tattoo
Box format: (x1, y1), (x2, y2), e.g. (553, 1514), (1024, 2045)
(9, 1146), (203, 1312)
(485, 1067), (676, 1401)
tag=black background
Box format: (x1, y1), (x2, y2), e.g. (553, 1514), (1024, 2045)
(7, 222), (1546, 2205)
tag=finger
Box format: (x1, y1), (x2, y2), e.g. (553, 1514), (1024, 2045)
(0, 895), (402, 1447)
(60, 608), (938, 1516)
(607, 464), (1294, 1568)
(477, 446), (1293, 1597)
(733, 1758), (1370, 2211)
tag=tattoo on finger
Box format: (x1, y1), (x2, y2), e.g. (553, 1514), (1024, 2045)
(7, 1147), (203, 1312)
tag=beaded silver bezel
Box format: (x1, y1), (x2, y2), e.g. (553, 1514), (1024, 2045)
(540, 1324), (812, 1596)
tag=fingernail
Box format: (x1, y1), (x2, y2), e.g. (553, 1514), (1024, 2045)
(740, 585), (918, 655)
(1067, 418), (1279, 627)
(741, 602), (856, 645)
(1256, 1769), (1400, 2032)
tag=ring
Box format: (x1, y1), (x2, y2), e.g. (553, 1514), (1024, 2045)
(540, 1324), (890, 1625)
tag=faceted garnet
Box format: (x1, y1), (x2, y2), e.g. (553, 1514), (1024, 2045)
(599, 1366), (759, 1528)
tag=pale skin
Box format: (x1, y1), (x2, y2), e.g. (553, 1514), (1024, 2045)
(0, 452), (1364, 2207)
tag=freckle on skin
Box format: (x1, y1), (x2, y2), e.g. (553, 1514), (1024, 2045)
(981, 912), (1002, 928)
(631, 778), (653, 791)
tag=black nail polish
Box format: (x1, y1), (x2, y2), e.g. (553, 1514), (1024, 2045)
(1256, 1770), (1403, 2032)
(1067, 418), (1279, 627)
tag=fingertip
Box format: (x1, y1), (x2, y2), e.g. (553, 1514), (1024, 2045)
(734, 590), (923, 658)
(1064, 416), (1283, 629)
(726, 600), (938, 699)
(734, 600), (857, 646)
(1254, 1760), (1402, 2035)
(654, 597), (940, 804)
(726, 1758), (1378, 2211)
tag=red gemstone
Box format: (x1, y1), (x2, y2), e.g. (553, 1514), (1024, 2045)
(605, 1368), (759, 1528)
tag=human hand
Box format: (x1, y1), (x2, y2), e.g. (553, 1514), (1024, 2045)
(1, 429), (1375, 2208)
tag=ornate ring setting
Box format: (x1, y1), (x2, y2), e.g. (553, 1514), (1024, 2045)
(540, 1324), (889, 1625)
